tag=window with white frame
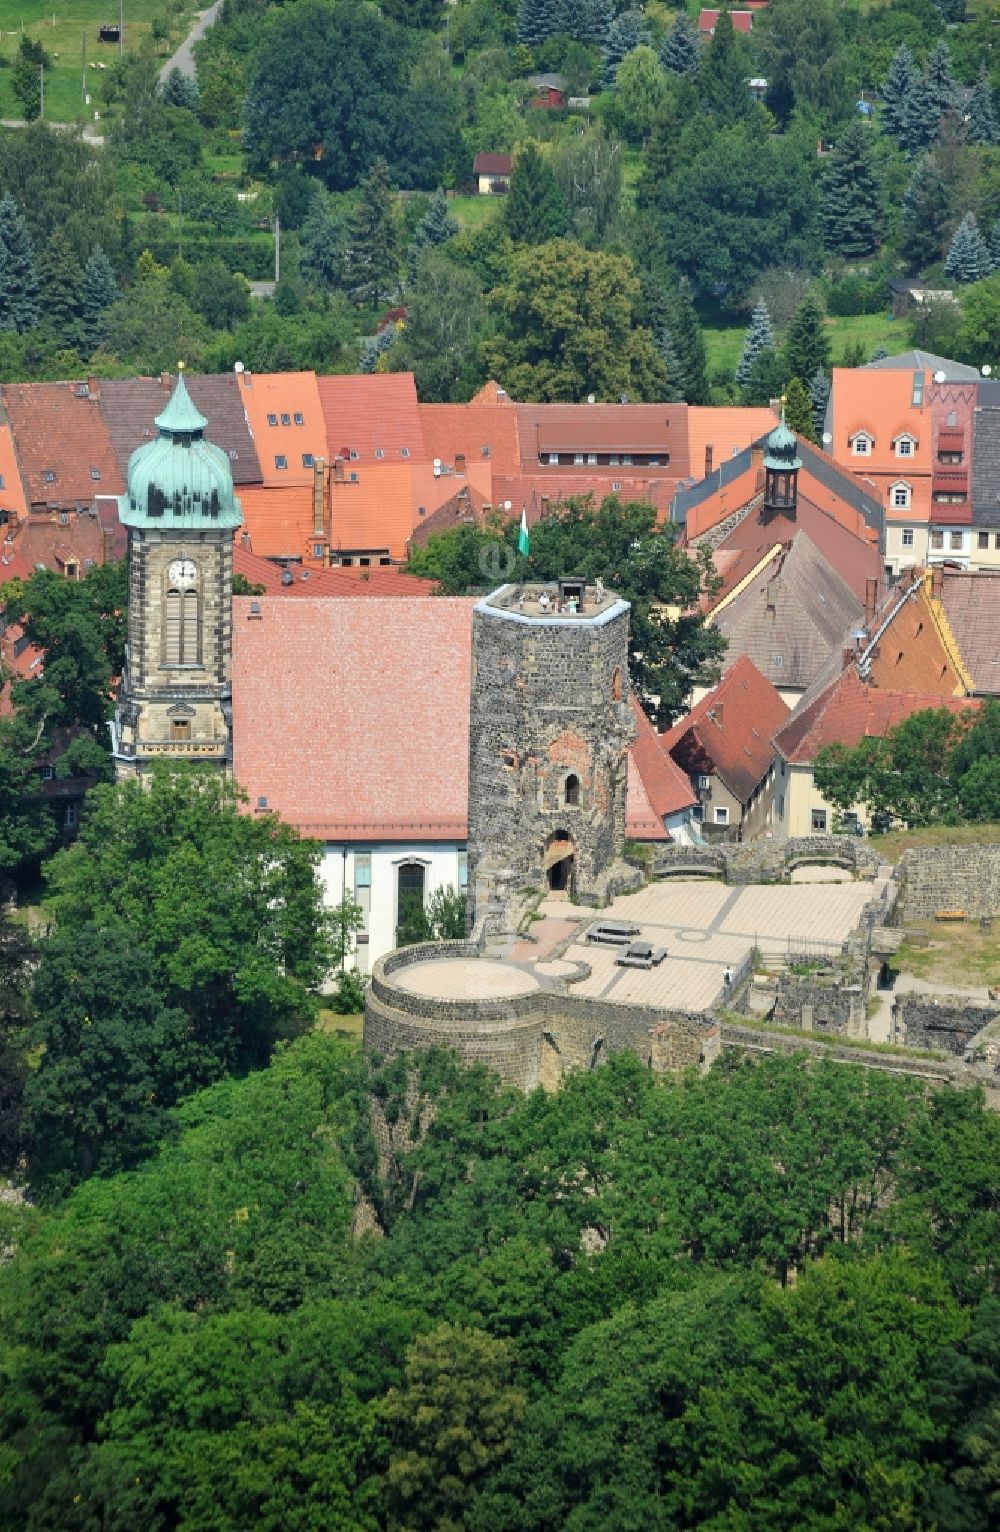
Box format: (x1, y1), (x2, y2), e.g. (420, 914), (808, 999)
(811, 808), (827, 832)
(895, 434), (916, 457)
(950, 531), (963, 550)
(979, 531), (989, 549)
(901, 527), (915, 547)
(891, 481), (911, 509)
(850, 432), (873, 456)
(714, 806), (729, 825)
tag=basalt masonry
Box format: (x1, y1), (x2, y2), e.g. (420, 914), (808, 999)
(897, 845), (1000, 920)
(467, 582), (639, 933)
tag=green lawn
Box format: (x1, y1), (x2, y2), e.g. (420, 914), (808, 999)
(0, 0), (198, 122)
(704, 310), (909, 381)
(449, 193), (502, 231)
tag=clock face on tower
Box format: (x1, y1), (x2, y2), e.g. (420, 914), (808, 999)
(167, 557), (197, 589)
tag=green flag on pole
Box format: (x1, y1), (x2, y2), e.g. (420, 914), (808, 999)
(517, 507), (530, 557)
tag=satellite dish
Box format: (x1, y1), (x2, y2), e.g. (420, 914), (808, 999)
(234, 360), (245, 374)
(934, 369), (946, 383)
(983, 365), (993, 377)
(822, 431), (832, 445)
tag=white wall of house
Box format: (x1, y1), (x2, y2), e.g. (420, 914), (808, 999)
(884, 521), (928, 576)
(773, 757), (873, 838)
(319, 840), (467, 971)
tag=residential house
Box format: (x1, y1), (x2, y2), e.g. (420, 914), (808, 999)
(473, 153), (512, 194)
(527, 73), (566, 109)
(661, 655), (789, 841)
(697, 8), (755, 35)
(627, 696), (700, 843)
(230, 595), (703, 966)
(99, 371), (262, 490)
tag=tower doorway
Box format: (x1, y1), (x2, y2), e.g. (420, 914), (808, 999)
(543, 830), (576, 895)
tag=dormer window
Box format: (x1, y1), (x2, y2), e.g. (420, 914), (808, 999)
(400, 447), (410, 459)
(90, 467), (101, 481)
(294, 412), (304, 425)
(850, 432), (873, 456)
(267, 413), (278, 426)
(42, 469), (56, 483)
(375, 448), (384, 460)
(891, 480), (912, 509)
(280, 413), (291, 426)
(302, 453), (314, 468)
(894, 434), (916, 458)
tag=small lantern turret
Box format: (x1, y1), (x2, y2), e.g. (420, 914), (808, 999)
(762, 405), (802, 520)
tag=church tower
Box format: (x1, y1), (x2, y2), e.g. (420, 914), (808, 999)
(761, 407), (802, 522)
(113, 371), (243, 775)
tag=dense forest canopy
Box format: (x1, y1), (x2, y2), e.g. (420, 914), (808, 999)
(0, 1040), (998, 1528)
(0, 0), (999, 395)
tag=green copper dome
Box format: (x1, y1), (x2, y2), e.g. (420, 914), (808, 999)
(119, 373), (243, 531)
(763, 408), (802, 473)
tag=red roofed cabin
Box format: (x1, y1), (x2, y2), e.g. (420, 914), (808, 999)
(474, 154), (513, 194)
(528, 74), (567, 109)
(698, 8), (755, 35)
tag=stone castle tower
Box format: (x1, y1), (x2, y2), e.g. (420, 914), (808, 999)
(467, 580), (638, 931)
(112, 372), (243, 775)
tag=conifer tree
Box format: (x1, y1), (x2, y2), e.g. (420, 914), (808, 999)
(359, 325), (398, 374)
(504, 142), (568, 245)
(990, 220), (1000, 272)
(0, 193), (40, 333)
(601, 9), (648, 89)
(900, 69), (939, 156)
(407, 189), (458, 281)
(517, 0), (554, 49)
(37, 230), (81, 344)
(925, 40), (960, 119)
(784, 294), (831, 385)
(735, 300), (775, 388)
(820, 121), (881, 257)
(299, 192), (343, 290)
(809, 366), (830, 440)
(586, 0), (613, 47)
(660, 14), (700, 76)
(900, 156), (951, 271)
(699, 7), (752, 126)
(667, 289), (709, 404)
(659, 326), (685, 404)
(343, 159), (400, 308)
(80, 245), (120, 353)
(880, 45), (916, 144)
(783, 377), (816, 444)
(966, 72), (999, 147)
(945, 212), (992, 285)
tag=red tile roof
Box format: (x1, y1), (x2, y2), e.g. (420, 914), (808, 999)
(232, 596), (476, 840)
(317, 373), (427, 465)
(329, 464), (419, 563)
(408, 483), (494, 551)
(231, 596), (686, 843)
(662, 655), (789, 803)
(698, 8), (754, 33)
(686, 406), (777, 479)
(2, 382), (124, 508)
(515, 402), (690, 477)
(939, 569), (1000, 695)
(473, 154), (513, 176)
(774, 668), (978, 765)
(98, 372), (262, 487)
(628, 696), (698, 827)
(239, 485), (316, 561)
(0, 420), (28, 522)
(233, 541), (432, 596)
(709, 492), (883, 608)
(420, 400), (522, 479)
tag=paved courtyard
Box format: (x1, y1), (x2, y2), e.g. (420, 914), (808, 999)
(536, 878), (877, 1012)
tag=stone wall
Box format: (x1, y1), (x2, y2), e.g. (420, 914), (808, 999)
(892, 993), (1000, 1055)
(649, 834), (886, 885)
(772, 966), (866, 1035)
(365, 942), (718, 1091)
(896, 845), (1000, 920)
(719, 1020), (972, 1087)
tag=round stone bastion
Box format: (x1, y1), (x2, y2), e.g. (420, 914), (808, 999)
(364, 942), (548, 1091)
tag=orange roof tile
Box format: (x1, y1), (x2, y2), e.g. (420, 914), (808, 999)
(420, 401), (522, 479)
(239, 485), (316, 561)
(409, 483), (494, 551)
(774, 669), (978, 765)
(3, 382), (123, 508)
(330, 464), (417, 563)
(686, 406), (777, 479)
(237, 371), (327, 487)
(0, 421), (28, 522)
(515, 402), (690, 476)
(829, 366), (932, 519)
(317, 374), (427, 465)
(662, 655), (789, 803)
(232, 596), (476, 839)
(863, 576), (964, 695)
(233, 541), (432, 596)
(628, 696), (697, 823)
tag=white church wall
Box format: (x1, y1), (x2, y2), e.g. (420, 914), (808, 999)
(319, 841), (467, 970)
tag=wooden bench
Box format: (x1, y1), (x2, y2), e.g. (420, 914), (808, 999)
(934, 910), (968, 922)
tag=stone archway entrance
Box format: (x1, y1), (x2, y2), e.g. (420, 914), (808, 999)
(543, 830), (576, 894)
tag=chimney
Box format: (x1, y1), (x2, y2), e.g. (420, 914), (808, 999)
(704, 444), (714, 477)
(313, 457), (325, 538)
(751, 441), (764, 467)
(240, 530), (251, 549)
(931, 565), (943, 600)
(455, 452), (466, 475)
(843, 645), (855, 670)
(864, 576), (878, 623)
(160, 372), (170, 390)
(87, 375), (99, 400)
(333, 456), (345, 483)
(766, 579), (778, 613)
(713, 702), (723, 726)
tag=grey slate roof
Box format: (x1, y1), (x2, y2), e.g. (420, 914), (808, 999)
(712, 531), (864, 693)
(862, 350), (980, 381)
(98, 373), (262, 487)
(972, 407), (1000, 529)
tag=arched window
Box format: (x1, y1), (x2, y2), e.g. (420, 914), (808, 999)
(611, 666), (622, 701)
(564, 773), (580, 807)
(164, 562), (200, 665)
(396, 860), (428, 944)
